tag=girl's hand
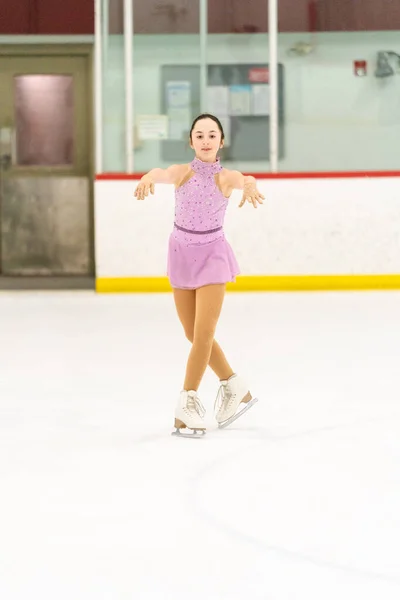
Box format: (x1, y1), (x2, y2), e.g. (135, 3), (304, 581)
(134, 176), (155, 200)
(239, 183), (265, 208)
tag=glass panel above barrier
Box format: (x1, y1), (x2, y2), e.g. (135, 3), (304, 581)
(205, 0), (272, 173)
(102, 0), (126, 172)
(278, 0), (400, 172)
(132, 0), (201, 173)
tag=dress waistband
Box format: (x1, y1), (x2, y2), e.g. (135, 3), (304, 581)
(174, 223), (223, 235)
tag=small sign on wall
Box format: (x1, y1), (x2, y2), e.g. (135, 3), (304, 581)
(137, 115), (168, 140)
(354, 60), (367, 77)
(248, 67), (269, 83)
(166, 81), (191, 140)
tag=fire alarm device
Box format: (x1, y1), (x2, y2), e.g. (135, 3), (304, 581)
(354, 60), (367, 77)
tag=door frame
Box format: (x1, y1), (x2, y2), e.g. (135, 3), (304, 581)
(0, 44), (95, 286)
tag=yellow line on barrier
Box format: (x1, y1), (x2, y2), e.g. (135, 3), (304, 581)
(96, 275), (400, 293)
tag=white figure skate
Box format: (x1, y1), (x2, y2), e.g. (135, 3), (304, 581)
(172, 390), (206, 438)
(215, 374), (258, 429)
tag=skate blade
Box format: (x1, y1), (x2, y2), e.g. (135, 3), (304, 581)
(171, 428), (206, 439)
(218, 397), (259, 430)
(172, 418), (206, 438)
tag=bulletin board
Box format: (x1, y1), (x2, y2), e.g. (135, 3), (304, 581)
(160, 63), (284, 163)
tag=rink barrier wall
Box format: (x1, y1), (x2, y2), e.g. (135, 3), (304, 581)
(95, 171), (400, 293)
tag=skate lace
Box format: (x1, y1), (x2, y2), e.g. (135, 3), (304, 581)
(215, 382), (236, 414)
(187, 394), (206, 418)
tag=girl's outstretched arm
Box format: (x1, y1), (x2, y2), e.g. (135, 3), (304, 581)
(134, 164), (186, 200)
(223, 170), (265, 209)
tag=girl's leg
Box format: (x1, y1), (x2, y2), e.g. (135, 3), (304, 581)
(183, 284), (229, 391)
(173, 288), (234, 384)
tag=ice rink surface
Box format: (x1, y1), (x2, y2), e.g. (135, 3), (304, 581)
(0, 290), (399, 600)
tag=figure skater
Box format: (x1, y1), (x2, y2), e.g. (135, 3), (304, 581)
(134, 114), (264, 437)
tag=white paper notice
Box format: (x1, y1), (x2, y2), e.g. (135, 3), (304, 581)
(229, 85), (251, 116)
(207, 86), (229, 116)
(167, 81), (191, 108)
(137, 115), (168, 140)
(252, 85), (270, 116)
(166, 81), (191, 140)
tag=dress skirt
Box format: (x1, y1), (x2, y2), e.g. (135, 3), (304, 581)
(167, 233), (240, 290)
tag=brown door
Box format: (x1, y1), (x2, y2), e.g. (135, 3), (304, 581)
(0, 49), (93, 277)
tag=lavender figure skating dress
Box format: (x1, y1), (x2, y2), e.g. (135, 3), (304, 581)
(167, 157), (240, 290)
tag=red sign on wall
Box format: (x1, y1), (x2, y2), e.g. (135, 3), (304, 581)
(248, 68), (269, 83)
(354, 60), (367, 77)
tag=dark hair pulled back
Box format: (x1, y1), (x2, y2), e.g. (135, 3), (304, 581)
(189, 114), (225, 141)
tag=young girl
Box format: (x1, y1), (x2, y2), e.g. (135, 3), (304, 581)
(135, 114), (264, 437)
